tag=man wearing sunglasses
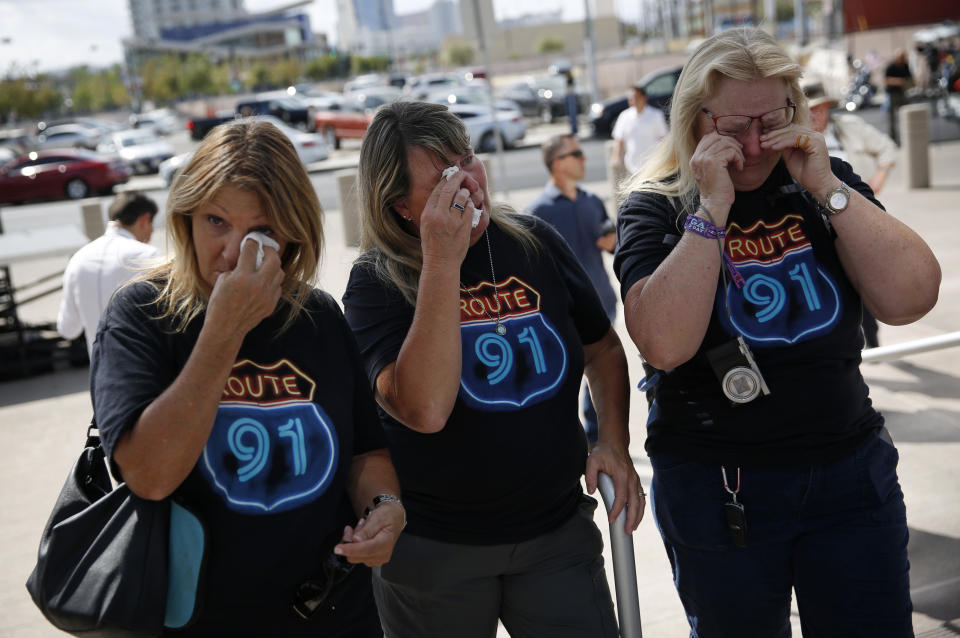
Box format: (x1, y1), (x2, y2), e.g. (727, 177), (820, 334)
(526, 134), (618, 447)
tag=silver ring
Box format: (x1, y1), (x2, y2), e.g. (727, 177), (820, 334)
(451, 202), (466, 212)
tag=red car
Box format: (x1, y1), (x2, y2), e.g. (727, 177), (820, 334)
(0, 149), (130, 205)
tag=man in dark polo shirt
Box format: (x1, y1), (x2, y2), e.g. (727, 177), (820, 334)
(526, 134), (617, 446)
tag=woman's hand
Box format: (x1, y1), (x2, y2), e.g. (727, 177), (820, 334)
(333, 501), (405, 567)
(205, 239), (284, 339)
(689, 131), (743, 218)
(761, 125), (838, 198)
(585, 442), (645, 534)
(418, 170), (476, 268)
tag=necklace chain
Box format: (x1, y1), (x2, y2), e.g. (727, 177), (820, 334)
(460, 229), (506, 336)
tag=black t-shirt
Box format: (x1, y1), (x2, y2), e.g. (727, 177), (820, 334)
(614, 159), (884, 467)
(884, 61), (912, 97)
(342, 218), (610, 545)
(91, 282), (386, 635)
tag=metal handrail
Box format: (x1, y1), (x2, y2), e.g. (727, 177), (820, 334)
(861, 331), (960, 363)
(598, 472), (642, 638)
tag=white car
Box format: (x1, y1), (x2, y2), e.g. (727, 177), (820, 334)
(131, 108), (179, 136)
(446, 103), (526, 153)
(97, 129), (175, 174)
(425, 86), (522, 114)
(158, 115), (330, 187)
(34, 124), (103, 150)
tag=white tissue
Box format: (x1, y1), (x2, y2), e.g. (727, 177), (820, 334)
(242, 231), (280, 269)
(442, 165), (460, 181)
(472, 208), (483, 228)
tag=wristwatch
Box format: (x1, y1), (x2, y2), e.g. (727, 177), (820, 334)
(367, 494), (406, 530)
(372, 493), (402, 509)
(823, 181), (851, 216)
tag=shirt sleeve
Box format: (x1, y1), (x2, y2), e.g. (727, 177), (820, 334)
(318, 291), (388, 456)
(342, 261), (415, 389)
(56, 259), (83, 340)
(533, 219), (610, 345)
(613, 191), (679, 301)
(612, 111), (626, 142)
(90, 282), (179, 459)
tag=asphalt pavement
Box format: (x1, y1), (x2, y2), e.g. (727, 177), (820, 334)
(1, 123), (959, 637)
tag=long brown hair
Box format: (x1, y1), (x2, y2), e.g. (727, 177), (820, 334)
(147, 119), (324, 332)
(356, 100), (538, 305)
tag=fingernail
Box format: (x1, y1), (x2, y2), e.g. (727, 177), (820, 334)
(334, 547), (344, 555)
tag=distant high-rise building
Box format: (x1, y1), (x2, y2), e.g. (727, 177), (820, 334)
(124, 0), (323, 65)
(128, 0), (248, 40)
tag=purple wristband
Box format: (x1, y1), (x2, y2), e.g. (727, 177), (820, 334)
(684, 214), (726, 239)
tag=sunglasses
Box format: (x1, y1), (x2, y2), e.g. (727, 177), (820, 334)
(701, 100), (796, 137)
(292, 552), (355, 619)
(555, 149), (585, 161)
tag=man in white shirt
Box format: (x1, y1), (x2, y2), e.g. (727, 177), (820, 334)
(57, 192), (160, 357)
(611, 84), (669, 174)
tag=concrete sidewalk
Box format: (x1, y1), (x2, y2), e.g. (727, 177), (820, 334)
(2, 142), (959, 637)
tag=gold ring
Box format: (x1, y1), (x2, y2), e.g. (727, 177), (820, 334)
(800, 134), (810, 149)
(795, 134), (803, 149)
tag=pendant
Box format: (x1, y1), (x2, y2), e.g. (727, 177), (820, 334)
(496, 323), (507, 336)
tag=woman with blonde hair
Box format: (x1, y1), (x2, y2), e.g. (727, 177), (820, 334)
(614, 27), (940, 636)
(91, 119), (403, 635)
(343, 100), (643, 637)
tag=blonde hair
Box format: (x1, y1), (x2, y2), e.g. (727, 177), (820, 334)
(619, 27), (809, 218)
(147, 118), (324, 332)
(356, 100), (538, 305)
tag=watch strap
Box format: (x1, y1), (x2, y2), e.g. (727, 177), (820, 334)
(823, 181), (850, 216)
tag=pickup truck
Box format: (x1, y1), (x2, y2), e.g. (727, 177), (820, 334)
(186, 111), (236, 140)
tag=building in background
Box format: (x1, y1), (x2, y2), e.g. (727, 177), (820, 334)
(338, 0), (460, 58)
(124, 0), (325, 66)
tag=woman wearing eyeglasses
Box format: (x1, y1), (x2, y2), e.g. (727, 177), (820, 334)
(614, 27), (940, 636)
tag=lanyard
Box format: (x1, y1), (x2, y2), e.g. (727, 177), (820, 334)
(721, 465), (741, 504)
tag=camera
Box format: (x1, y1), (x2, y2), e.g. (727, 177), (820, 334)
(705, 336), (771, 405)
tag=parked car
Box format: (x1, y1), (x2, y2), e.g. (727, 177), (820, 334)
(313, 87), (403, 149)
(33, 124), (103, 150)
(236, 95), (316, 131)
(446, 103), (526, 152)
(130, 108), (179, 136)
(405, 73), (465, 100)
(187, 110), (236, 140)
(96, 129), (175, 174)
(588, 66), (682, 138)
(425, 85), (521, 113)
(498, 75), (591, 123)
(159, 115), (330, 187)
(0, 149), (130, 204)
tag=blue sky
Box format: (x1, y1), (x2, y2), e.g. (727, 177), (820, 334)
(0, 0), (627, 73)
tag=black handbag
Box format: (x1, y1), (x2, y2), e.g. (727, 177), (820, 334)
(26, 424), (205, 637)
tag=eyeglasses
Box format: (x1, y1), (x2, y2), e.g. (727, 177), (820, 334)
(701, 100), (796, 137)
(555, 149), (584, 161)
(292, 552), (355, 619)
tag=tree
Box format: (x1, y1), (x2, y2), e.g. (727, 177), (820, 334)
(305, 56), (339, 81)
(270, 58), (303, 88)
(350, 55), (390, 75)
(535, 36), (566, 55)
(445, 43), (474, 67)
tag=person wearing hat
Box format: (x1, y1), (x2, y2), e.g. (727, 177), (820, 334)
(804, 82), (898, 196)
(611, 83), (669, 175)
(804, 81), (899, 348)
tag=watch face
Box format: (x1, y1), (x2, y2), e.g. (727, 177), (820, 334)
(829, 190), (848, 211)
